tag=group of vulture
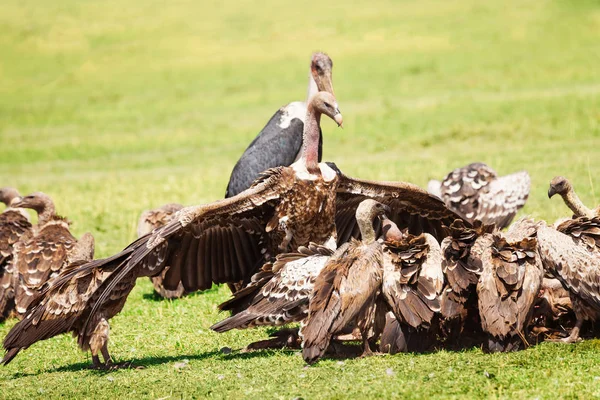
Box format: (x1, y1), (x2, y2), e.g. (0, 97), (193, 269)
(1, 53), (598, 369)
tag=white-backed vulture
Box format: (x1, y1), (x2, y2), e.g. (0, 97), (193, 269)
(301, 200), (388, 364)
(475, 218), (544, 352)
(379, 217), (444, 354)
(428, 162), (530, 229)
(536, 224), (600, 343)
(136, 203), (186, 299)
(225, 52), (334, 198)
(0, 188), (32, 322)
(548, 176), (599, 218)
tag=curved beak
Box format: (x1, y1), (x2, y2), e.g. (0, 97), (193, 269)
(9, 196), (23, 208)
(334, 112), (343, 128)
(548, 186), (557, 199)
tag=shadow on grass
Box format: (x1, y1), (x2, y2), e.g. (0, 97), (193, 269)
(141, 285), (221, 302)
(2, 347), (301, 379)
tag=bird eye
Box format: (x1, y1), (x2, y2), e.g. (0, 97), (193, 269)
(324, 102), (331, 108)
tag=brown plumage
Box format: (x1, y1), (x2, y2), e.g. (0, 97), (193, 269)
(136, 203), (186, 299)
(0, 188), (32, 322)
(439, 220), (494, 323)
(211, 243), (333, 333)
(531, 278), (574, 336)
(301, 200), (387, 364)
(428, 162), (530, 229)
(3, 90), (464, 367)
(475, 218), (544, 352)
(537, 223), (600, 343)
(9, 193), (95, 317)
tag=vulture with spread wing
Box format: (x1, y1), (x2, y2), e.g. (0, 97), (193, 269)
(476, 218), (544, 352)
(301, 200), (387, 364)
(225, 52), (334, 198)
(136, 203), (186, 299)
(7, 193), (95, 317)
(0, 188), (33, 322)
(428, 162), (530, 229)
(3, 90), (462, 368)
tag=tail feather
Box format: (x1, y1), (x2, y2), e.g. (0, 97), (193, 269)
(1, 348), (20, 365)
(210, 312), (256, 333)
(380, 313), (406, 355)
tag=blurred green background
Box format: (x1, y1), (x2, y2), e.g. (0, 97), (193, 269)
(1, 0), (600, 398)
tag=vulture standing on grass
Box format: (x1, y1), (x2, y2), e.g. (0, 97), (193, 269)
(540, 176), (600, 342)
(136, 203), (186, 299)
(475, 218), (544, 352)
(438, 220), (494, 340)
(2, 90), (462, 368)
(225, 52), (334, 198)
(536, 223), (600, 343)
(301, 200), (388, 364)
(8, 193), (95, 317)
(0, 188), (32, 322)
(379, 217), (444, 354)
(427, 162), (530, 229)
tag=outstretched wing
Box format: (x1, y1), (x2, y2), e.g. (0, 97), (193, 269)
(537, 225), (600, 314)
(334, 172), (464, 245)
(211, 243), (333, 332)
(382, 233), (444, 329)
(476, 171), (530, 229)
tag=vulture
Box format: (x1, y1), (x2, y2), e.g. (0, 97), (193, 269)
(0, 188), (33, 322)
(475, 218), (544, 352)
(428, 162), (530, 229)
(531, 278), (574, 336)
(8, 193), (95, 317)
(225, 52), (334, 198)
(548, 176), (599, 218)
(136, 203), (186, 299)
(2, 91), (462, 368)
(536, 223), (600, 343)
(379, 217), (444, 354)
(439, 220), (494, 340)
(301, 199), (388, 364)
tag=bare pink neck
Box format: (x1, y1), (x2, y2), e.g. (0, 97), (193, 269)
(301, 103), (322, 174)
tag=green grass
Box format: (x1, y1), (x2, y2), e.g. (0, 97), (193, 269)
(1, 0), (600, 398)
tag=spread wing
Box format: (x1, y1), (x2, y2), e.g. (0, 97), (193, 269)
(439, 162), (497, 221)
(537, 225), (600, 314)
(0, 210), (32, 321)
(476, 171), (530, 229)
(334, 172), (465, 245)
(211, 243), (333, 332)
(382, 233), (444, 329)
(14, 224), (77, 315)
(476, 233), (542, 348)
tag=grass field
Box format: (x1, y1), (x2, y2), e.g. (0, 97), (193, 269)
(2, 0), (600, 398)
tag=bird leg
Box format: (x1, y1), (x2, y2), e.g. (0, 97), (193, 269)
(89, 318), (111, 369)
(359, 328), (374, 358)
(101, 342), (113, 367)
(548, 318), (583, 343)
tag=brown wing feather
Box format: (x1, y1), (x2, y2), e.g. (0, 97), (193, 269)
(476, 230), (543, 352)
(335, 172), (466, 244)
(301, 240), (383, 363)
(537, 225), (600, 315)
(556, 217), (600, 253)
(0, 210), (32, 321)
(14, 223), (77, 315)
(382, 232), (444, 329)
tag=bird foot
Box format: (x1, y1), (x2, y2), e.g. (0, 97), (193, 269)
(359, 348), (374, 358)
